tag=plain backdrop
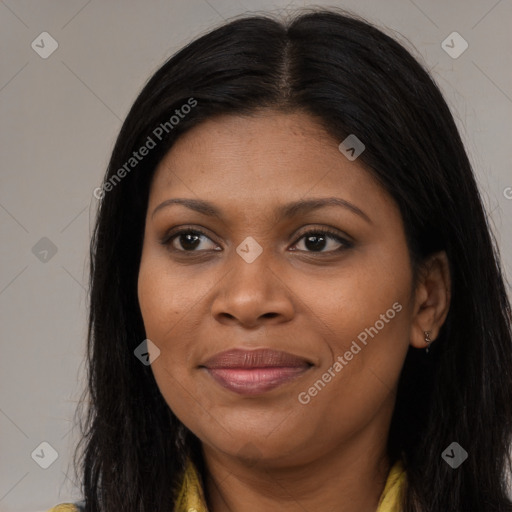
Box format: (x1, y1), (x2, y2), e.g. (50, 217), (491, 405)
(1, 1), (511, 511)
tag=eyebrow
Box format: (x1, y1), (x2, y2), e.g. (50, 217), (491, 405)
(151, 197), (372, 224)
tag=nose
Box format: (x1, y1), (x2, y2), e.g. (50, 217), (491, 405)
(211, 253), (295, 328)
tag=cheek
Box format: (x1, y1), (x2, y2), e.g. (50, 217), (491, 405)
(136, 251), (215, 398)
(137, 258), (197, 418)
(137, 249), (197, 337)
(298, 298), (410, 444)
(302, 248), (412, 405)
(307, 253), (411, 346)
(138, 271), (193, 370)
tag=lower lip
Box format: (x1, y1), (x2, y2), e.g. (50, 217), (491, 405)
(205, 366), (310, 395)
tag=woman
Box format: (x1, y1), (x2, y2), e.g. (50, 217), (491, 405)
(48, 7), (512, 512)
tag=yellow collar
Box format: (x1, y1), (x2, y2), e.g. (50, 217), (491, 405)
(174, 458), (406, 512)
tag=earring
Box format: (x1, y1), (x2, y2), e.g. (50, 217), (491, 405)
(424, 331), (432, 353)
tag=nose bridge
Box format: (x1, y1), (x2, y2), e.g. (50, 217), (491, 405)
(229, 239), (278, 297)
(211, 238), (294, 325)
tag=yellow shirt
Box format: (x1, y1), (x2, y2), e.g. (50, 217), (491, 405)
(47, 458), (406, 512)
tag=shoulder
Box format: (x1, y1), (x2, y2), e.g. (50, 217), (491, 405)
(46, 504), (80, 512)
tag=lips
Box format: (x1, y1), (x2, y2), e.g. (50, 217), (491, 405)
(200, 348), (313, 395)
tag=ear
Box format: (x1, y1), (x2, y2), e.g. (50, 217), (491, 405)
(410, 251), (451, 350)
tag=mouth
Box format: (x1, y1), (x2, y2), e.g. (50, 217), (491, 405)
(200, 348), (313, 396)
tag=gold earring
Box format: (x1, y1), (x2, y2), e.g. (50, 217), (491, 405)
(424, 331), (432, 353)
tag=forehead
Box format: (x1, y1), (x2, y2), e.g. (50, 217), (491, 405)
(155, 111), (336, 177)
(148, 111), (395, 220)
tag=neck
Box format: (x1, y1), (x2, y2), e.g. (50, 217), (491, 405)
(202, 425), (392, 512)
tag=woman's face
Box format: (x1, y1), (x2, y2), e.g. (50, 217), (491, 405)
(137, 110), (417, 468)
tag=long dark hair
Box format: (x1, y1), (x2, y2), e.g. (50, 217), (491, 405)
(73, 8), (512, 511)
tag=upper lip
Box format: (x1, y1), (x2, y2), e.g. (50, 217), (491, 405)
(200, 348), (313, 369)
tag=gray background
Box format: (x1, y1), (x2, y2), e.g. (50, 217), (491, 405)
(1, 0), (511, 511)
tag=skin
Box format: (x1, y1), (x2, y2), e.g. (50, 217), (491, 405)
(137, 110), (451, 512)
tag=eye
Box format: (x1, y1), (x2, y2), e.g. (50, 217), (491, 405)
(290, 228), (353, 253)
(161, 228), (220, 252)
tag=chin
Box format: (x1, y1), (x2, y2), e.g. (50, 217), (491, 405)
(197, 423), (321, 468)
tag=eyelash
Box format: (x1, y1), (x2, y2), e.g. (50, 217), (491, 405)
(160, 226), (353, 255)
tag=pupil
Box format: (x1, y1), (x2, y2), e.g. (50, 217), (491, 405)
(305, 234), (326, 251)
(180, 233), (201, 250)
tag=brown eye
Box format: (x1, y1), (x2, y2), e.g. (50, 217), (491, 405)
(291, 229), (353, 253)
(161, 229), (220, 252)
